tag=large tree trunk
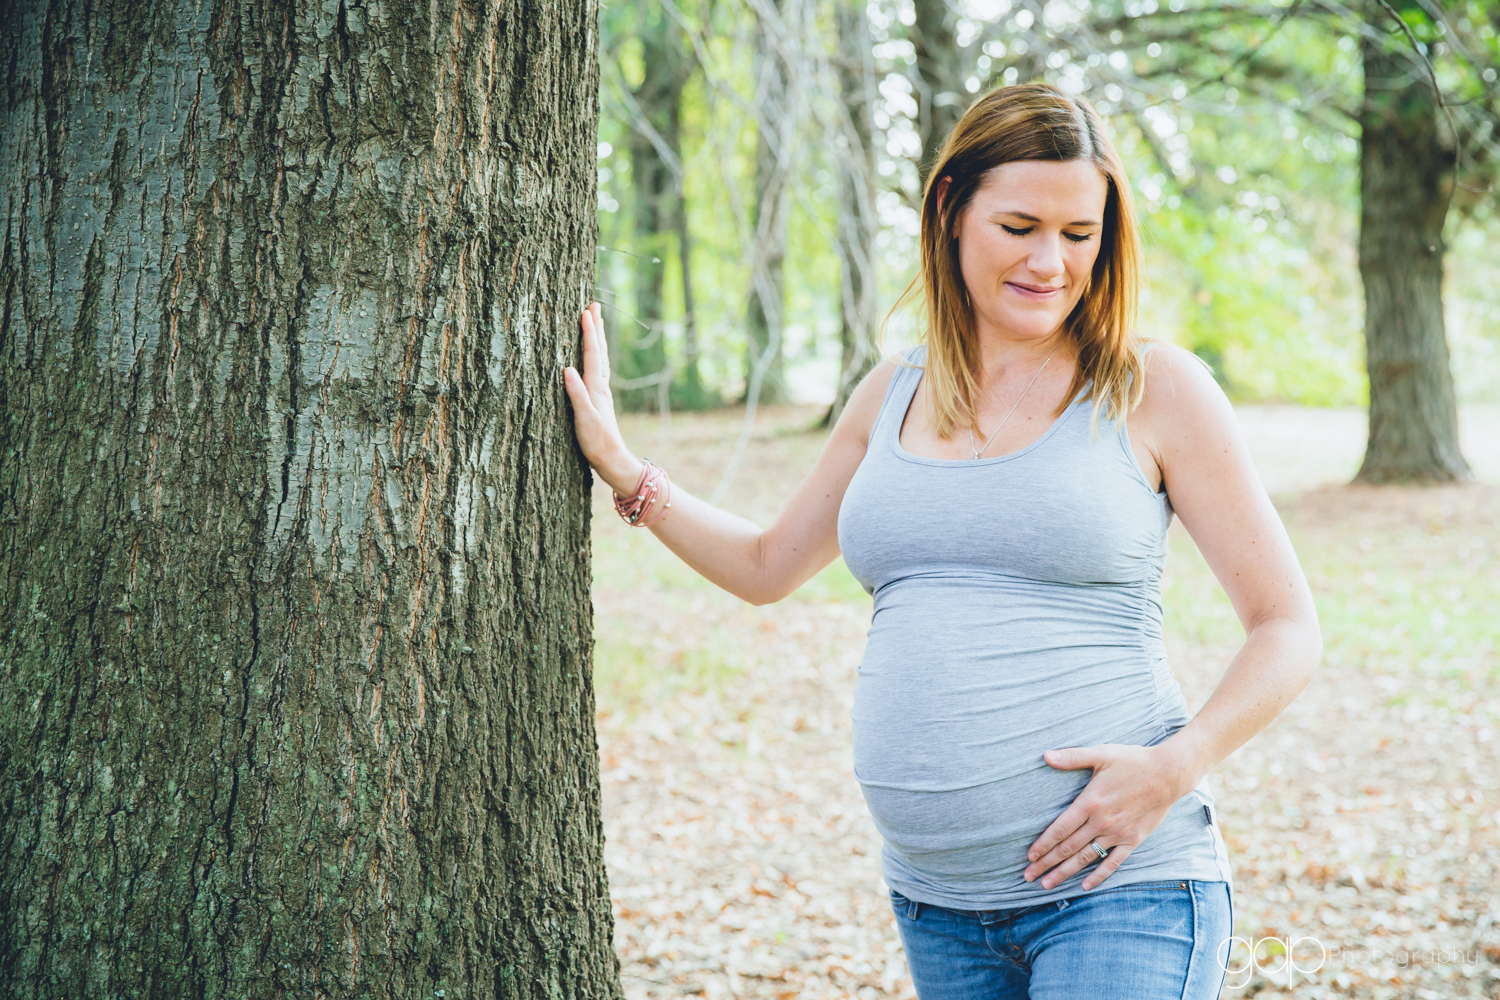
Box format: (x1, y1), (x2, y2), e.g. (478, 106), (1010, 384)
(1355, 18), (1470, 482)
(0, 2), (621, 997)
(823, 0), (880, 427)
(744, 0), (795, 406)
(911, 0), (964, 184)
(615, 1), (687, 413)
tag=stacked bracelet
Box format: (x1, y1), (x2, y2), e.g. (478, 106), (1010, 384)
(612, 458), (672, 528)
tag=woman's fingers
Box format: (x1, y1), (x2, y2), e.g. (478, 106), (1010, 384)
(581, 302), (610, 392)
(1081, 843), (1135, 891)
(580, 304), (607, 391)
(564, 364), (615, 467)
(1026, 817), (1100, 886)
(563, 366), (594, 415)
(588, 301), (606, 386)
(580, 307), (601, 388)
(1034, 844), (1092, 889)
(566, 306), (629, 471)
(1024, 801), (1090, 878)
(1034, 827), (1122, 890)
(1025, 829), (1136, 892)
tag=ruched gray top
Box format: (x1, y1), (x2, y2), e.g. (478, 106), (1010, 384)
(837, 343), (1234, 910)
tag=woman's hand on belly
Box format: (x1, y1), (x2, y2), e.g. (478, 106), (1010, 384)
(1020, 743), (1194, 891)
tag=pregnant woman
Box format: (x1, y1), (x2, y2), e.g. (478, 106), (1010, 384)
(563, 83), (1320, 999)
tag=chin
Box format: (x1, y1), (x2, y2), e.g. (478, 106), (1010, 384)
(993, 311), (1068, 340)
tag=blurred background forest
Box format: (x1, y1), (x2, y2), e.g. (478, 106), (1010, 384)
(593, 0), (1499, 472)
(589, 4), (1500, 996)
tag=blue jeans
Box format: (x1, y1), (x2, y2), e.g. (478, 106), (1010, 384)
(890, 879), (1233, 1000)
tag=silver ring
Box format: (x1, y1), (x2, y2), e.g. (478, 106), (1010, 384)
(1089, 841), (1109, 860)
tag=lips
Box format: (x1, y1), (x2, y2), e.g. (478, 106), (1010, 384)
(1004, 281), (1064, 299)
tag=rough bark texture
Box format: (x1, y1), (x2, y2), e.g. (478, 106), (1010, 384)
(1355, 20), (1470, 483)
(0, 1), (622, 997)
(910, 0), (963, 185)
(822, 0), (879, 428)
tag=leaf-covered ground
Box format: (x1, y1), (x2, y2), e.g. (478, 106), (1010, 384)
(592, 403), (1500, 1000)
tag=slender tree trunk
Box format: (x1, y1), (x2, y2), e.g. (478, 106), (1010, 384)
(911, 0), (964, 184)
(823, 0), (880, 427)
(744, 0), (794, 406)
(0, 2), (621, 997)
(617, 2), (686, 413)
(1355, 18), (1470, 482)
(672, 185), (716, 409)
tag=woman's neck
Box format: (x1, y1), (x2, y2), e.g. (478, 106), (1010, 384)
(972, 326), (1075, 384)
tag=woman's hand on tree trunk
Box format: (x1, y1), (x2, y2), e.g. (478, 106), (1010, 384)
(564, 303), (643, 495)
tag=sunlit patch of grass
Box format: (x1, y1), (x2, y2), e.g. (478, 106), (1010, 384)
(590, 541), (871, 712)
(1161, 486), (1500, 694)
(589, 512), (747, 712)
(1162, 525), (1245, 649)
(588, 466), (874, 714)
(788, 557), (871, 605)
(592, 614), (753, 710)
(1290, 495), (1499, 686)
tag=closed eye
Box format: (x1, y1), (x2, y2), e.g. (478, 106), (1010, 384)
(1001, 224), (1095, 244)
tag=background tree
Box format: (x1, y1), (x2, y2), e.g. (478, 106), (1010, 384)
(1071, 0), (1499, 480)
(1356, 9), (1468, 480)
(0, 1), (620, 996)
(744, 0), (799, 406)
(825, 0), (883, 426)
(911, 0), (967, 181)
(612, 0), (715, 412)
(589, 0), (1500, 487)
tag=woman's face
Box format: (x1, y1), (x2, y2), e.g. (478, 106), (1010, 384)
(949, 159), (1109, 345)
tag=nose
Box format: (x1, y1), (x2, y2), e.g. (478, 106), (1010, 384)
(1027, 234), (1066, 282)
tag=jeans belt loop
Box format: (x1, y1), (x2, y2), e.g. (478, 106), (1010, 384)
(907, 898), (920, 920)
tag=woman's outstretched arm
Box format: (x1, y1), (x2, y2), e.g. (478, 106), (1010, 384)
(562, 303), (896, 606)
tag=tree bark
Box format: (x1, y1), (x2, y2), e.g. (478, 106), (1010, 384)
(823, 0), (880, 427)
(1355, 17), (1470, 482)
(911, 0), (964, 185)
(0, 1), (621, 997)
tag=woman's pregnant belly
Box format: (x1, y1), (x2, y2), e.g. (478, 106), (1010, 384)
(850, 576), (1184, 884)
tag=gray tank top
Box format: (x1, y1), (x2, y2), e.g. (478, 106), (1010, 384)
(837, 343), (1234, 910)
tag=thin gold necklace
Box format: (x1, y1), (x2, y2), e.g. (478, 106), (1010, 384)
(967, 349), (1059, 460)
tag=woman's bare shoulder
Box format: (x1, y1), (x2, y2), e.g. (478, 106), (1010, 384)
(1131, 339), (1256, 504)
(1135, 340), (1233, 426)
(820, 352), (912, 454)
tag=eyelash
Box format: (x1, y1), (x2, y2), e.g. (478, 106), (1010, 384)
(1001, 224), (1093, 244)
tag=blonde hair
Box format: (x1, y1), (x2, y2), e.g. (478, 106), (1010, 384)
(883, 83), (1146, 438)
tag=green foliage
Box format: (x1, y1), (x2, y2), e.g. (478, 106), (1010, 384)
(596, 0), (1500, 408)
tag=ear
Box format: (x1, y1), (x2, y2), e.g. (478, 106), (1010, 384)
(934, 175), (958, 238)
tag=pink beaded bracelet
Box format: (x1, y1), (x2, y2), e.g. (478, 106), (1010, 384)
(612, 458), (672, 527)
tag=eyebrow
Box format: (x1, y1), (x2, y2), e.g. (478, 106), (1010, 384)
(995, 211), (1102, 227)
